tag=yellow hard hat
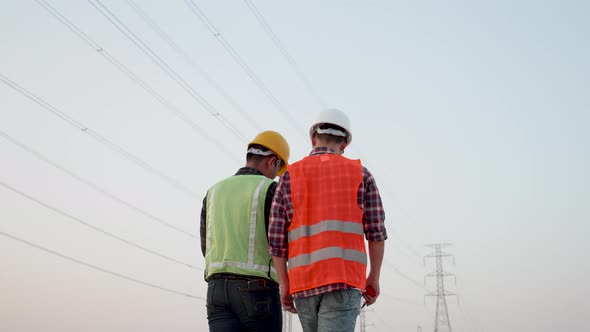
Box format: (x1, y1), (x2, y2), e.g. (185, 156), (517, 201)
(248, 131), (290, 176)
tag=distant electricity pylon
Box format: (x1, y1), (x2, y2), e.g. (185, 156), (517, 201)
(359, 308), (375, 331)
(360, 308), (365, 332)
(282, 310), (292, 332)
(424, 243), (457, 332)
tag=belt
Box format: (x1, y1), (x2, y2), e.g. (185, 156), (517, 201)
(208, 273), (278, 287)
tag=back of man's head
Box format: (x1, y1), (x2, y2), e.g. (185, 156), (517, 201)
(309, 108), (352, 144)
(314, 123), (347, 145)
(246, 144), (274, 164)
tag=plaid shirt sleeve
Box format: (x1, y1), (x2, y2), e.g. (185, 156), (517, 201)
(268, 171), (293, 258)
(361, 166), (387, 242)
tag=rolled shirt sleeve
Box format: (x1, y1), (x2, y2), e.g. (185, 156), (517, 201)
(268, 172), (293, 258)
(361, 166), (388, 242)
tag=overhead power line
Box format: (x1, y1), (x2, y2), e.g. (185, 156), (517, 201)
(457, 299), (485, 332)
(33, 0), (239, 163)
(0, 230), (204, 300)
(367, 309), (397, 332)
(390, 232), (424, 261)
(0, 130), (196, 239)
(383, 257), (428, 291)
(0, 72), (202, 200)
(184, 0), (306, 138)
(0, 180), (203, 271)
(392, 242), (425, 266)
(125, 0), (262, 133)
(243, 0), (326, 109)
(88, 0), (248, 143)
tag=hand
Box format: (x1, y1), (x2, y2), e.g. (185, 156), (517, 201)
(362, 281), (380, 307)
(280, 284), (297, 313)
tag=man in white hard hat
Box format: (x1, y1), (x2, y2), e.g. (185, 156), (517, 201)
(201, 131), (290, 332)
(269, 109), (387, 332)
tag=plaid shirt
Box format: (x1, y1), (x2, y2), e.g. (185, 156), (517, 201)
(268, 147), (387, 298)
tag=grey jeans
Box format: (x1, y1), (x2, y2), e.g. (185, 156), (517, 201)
(294, 288), (362, 332)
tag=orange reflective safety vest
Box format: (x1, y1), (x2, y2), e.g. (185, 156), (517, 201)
(287, 154), (366, 294)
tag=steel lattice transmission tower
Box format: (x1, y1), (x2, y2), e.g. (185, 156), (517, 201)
(282, 310), (292, 332)
(424, 243), (456, 332)
(359, 308), (366, 332)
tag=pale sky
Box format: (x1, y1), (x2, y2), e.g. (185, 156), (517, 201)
(1, 1), (588, 331)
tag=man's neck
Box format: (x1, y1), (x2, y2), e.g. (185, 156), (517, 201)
(244, 162), (262, 171)
(313, 143), (342, 154)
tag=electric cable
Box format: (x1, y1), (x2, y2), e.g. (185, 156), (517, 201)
(184, 0), (306, 138)
(0, 180), (203, 271)
(0, 230), (204, 300)
(34, 0), (239, 163)
(88, 0), (248, 143)
(0, 72), (203, 200)
(384, 257), (428, 291)
(243, 0), (326, 109)
(391, 240), (424, 264)
(125, 0), (262, 133)
(0, 129), (197, 239)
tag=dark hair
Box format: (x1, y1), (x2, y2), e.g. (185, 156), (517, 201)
(315, 123), (347, 144)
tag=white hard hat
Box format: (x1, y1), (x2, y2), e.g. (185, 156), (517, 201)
(309, 108), (352, 143)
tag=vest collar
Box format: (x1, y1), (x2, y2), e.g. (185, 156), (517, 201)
(235, 167), (264, 176)
(309, 147), (338, 156)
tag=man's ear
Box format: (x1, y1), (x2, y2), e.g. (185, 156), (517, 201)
(267, 156), (277, 168)
(340, 141), (349, 154)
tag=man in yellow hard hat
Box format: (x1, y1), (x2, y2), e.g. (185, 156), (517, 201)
(200, 130), (290, 332)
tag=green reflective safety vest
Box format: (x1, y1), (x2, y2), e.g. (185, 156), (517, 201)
(205, 175), (277, 282)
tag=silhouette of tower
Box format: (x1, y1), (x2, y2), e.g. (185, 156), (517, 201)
(425, 243), (456, 332)
(282, 310), (292, 332)
(360, 308), (366, 332)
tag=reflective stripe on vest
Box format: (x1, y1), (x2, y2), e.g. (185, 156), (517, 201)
(287, 155), (365, 293)
(205, 175), (277, 281)
(288, 246), (366, 269)
(288, 220), (364, 242)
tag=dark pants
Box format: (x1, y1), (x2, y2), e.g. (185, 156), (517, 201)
(206, 278), (282, 332)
